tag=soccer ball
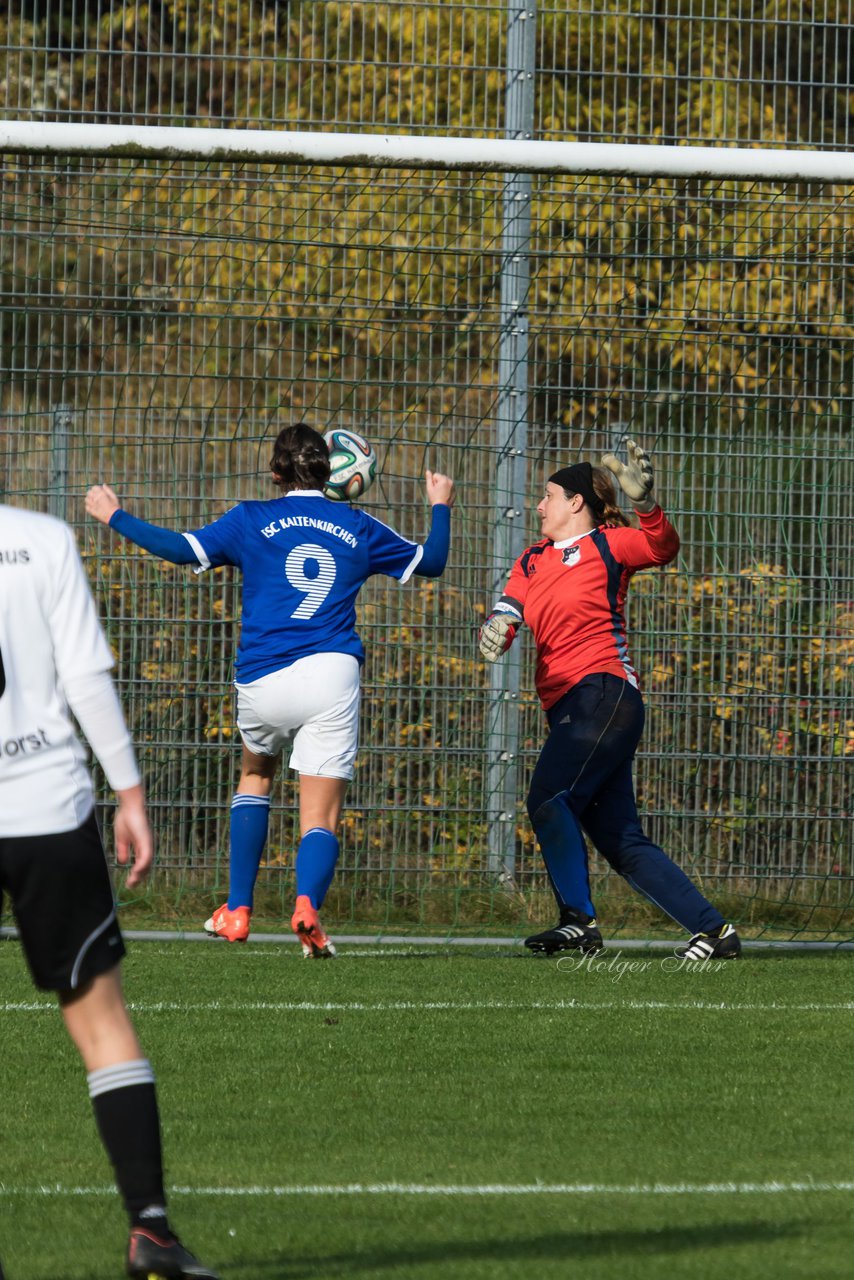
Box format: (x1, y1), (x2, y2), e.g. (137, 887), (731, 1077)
(323, 428), (377, 501)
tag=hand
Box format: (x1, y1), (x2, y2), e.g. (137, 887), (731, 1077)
(479, 612), (517, 662)
(85, 483), (122, 525)
(600, 440), (656, 514)
(113, 784), (153, 888)
(425, 470), (456, 508)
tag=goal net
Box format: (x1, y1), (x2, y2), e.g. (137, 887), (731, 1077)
(2, 126), (852, 941)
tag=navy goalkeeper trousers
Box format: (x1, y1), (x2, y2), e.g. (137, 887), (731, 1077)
(526, 672), (723, 935)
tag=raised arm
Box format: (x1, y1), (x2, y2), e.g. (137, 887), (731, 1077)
(414, 470), (455, 578)
(600, 439), (657, 514)
(85, 484), (200, 565)
(599, 442), (679, 566)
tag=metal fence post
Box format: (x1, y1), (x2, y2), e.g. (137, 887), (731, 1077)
(487, 2), (536, 881)
(49, 403), (73, 521)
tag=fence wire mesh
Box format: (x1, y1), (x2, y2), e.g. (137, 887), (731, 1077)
(2, 1), (854, 148)
(1, 154), (852, 937)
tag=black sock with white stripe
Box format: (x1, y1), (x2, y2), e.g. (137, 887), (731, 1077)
(88, 1058), (172, 1235)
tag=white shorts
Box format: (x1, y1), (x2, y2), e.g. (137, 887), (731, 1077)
(235, 652), (361, 779)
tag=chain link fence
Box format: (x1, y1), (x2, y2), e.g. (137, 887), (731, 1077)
(1, 3), (852, 937)
(3, 1), (853, 146)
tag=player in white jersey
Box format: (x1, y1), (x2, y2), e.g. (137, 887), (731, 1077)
(0, 505), (218, 1278)
(86, 423), (455, 953)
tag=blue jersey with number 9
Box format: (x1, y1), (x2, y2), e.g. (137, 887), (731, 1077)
(184, 490), (422, 682)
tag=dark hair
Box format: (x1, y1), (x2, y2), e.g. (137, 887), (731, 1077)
(550, 461), (630, 528)
(590, 465), (630, 527)
(270, 423), (331, 491)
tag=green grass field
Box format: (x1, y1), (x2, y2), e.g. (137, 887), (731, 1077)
(2, 937), (853, 1280)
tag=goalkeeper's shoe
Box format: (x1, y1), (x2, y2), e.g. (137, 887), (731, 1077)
(126, 1227), (220, 1279)
(291, 895), (337, 959)
(678, 922), (741, 960)
(524, 907), (603, 956)
(204, 903), (251, 943)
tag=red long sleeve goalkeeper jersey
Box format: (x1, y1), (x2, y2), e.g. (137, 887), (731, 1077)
(495, 506), (680, 710)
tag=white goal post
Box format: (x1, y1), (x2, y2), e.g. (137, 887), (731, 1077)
(5, 119), (854, 181)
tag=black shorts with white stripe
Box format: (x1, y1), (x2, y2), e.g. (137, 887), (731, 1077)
(0, 809), (126, 990)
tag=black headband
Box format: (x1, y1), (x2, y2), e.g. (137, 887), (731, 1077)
(548, 461), (605, 514)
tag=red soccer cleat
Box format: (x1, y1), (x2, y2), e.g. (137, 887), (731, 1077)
(203, 903), (251, 943)
(290, 895), (336, 959)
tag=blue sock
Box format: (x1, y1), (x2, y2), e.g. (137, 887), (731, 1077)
(295, 828), (340, 909)
(227, 794), (271, 910)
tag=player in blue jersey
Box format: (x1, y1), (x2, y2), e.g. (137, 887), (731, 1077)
(86, 423), (455, 954)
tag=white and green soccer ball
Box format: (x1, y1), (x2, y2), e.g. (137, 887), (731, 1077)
(323, 428), (378, 501)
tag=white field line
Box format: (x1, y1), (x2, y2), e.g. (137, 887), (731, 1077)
(1, 1180), (853, 1198)
(2, 997), (853, 1015)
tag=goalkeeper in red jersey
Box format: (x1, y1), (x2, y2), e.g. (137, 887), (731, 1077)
(479, 441), (740, 961)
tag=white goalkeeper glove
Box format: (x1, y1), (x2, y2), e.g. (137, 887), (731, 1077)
(479, 612), (518, 662)
(601, 439), (657, 514)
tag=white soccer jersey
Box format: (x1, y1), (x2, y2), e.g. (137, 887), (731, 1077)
(0, 505), (117, 835)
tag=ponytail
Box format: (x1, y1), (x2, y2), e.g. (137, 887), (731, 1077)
(270, 423), (331, 492)
(591, 466), (631, 527)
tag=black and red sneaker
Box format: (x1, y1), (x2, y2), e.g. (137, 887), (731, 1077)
(126, 1227), (220, 1279)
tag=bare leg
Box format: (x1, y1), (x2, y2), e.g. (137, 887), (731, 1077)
(238, 742), (279, 795)
(298, 772), (348, 835)
(60, 966), (142, 1072)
